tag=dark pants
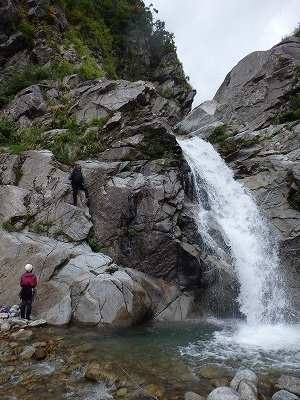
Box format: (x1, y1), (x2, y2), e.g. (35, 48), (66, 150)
(20, 286), (34, 319)
(72, 183), (89, 206)
(20, 299), (32, 319)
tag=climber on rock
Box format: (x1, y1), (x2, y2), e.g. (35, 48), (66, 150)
(20, 264), (37, 320)
(68, 164), (89, 206)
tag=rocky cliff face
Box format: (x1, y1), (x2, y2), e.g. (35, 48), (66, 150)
(0, 0), (199, 326)
(0, 0), (299, 326)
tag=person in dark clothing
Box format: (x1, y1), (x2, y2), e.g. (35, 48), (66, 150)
(69, 165), (89, 206)
(20, 264), (37, 320)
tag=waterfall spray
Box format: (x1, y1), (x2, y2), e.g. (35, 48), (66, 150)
(178, 136), (288, 325)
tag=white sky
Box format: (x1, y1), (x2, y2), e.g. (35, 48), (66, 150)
(144, 0), (300, 107)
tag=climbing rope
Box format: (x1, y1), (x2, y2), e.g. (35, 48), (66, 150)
(117, 362), (158, 400)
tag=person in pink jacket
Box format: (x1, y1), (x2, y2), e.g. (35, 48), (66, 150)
(20, 264), (37, 320)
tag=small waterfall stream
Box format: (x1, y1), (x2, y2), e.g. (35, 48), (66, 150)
(178, 136), (288, 325)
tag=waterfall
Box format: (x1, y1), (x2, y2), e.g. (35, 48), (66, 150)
(178, 136), (288, 325)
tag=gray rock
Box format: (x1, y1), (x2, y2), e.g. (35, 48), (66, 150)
(0, 321), (11, 331)
(0, 0), (18, 28)
(184, 392), (206, 400)
(272, 390), (299, 400)
(214, 37), (300, 131)
(207, 387), (240, 400)
(8, 318), (28, 326)
(237, 380), (258, 400)
(19, 345), (36, 359)
(11, 328), (33, 341)
(0, 229), (199, 327)
(5, 85), (47, 126)
(28, 319), (47, 327)
(69, 79), (155, 124)
(275, 376), (300, 396)
(230, 369), (258, 391)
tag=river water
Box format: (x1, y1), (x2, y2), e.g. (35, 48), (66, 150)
(44, 316), (300, 398)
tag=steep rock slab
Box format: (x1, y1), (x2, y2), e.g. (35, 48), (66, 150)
(82, 158), (185, 280)
(0, 149), (198, 290)
(227, 123), (300, 239)
(69, 79), (156, 124)
(0, 150), (92, 240)
(213, 36), (300, 131)
(178, 37), (300, 135)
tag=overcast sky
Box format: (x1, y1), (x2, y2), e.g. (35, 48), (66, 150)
(144, 0), (300, 108)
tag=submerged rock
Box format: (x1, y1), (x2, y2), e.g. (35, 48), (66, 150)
(207, 386), (240, 400)
(10, 328), (34, 341)
(230, 369), (258, 391)
(272, 390), (299, 400)
(275, 376), (300, 396)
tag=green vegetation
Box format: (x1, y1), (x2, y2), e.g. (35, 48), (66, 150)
(271, 92), (300, 124)
(0, 59), (104, 107)
(1, 219), (24, 232)
(31, 220), (53, 234)
(149, 20), (176, 66)
(207, 124), (238, 144)
(293, 23), (300, 37)
(10, 0), (185, 85)
(206, 124), (262, 158)
(0, 118), (17, 144)
(137, 131), (177, 160)
(217, 134), (261, 158)
(275, 54), (289, 70)
(127, 227), (137, 237)
(0, 0), (191, 165)
(0, 115), (108, 164)
(87, 235), (98, 250)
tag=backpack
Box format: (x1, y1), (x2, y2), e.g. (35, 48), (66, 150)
(20, 272), (37, 288)
(71, 168), (84, 184)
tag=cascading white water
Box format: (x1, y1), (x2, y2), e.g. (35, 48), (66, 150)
(178, 136), (288, 325)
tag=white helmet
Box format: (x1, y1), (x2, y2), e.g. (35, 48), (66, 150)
(25, 263), (33, 272)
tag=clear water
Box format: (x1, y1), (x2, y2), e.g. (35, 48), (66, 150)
(3, 317), (299, 399)
(62, 319), (300, 376)
(54, 317), (300, 395)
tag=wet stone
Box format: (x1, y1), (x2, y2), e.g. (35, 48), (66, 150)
(1, 321), (11, 331)
(184, 391), (206, 400)
(10, 329), (34, 341)
(20, 345), (36, 359)
(34, 347), (47, 360)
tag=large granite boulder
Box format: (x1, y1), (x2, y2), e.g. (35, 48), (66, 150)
(0, 229), (199, 327)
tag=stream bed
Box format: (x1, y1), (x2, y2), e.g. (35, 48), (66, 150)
(1, 317), (300, 399)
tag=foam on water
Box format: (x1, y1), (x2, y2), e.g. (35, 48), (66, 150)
(233, 323), (300, 351)
(180, 319), (300, 373)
